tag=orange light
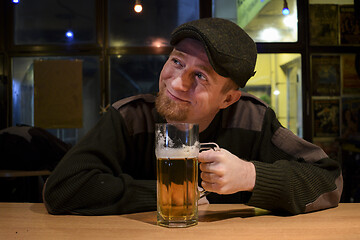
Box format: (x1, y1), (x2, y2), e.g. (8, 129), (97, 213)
(134, 0), (142, 13)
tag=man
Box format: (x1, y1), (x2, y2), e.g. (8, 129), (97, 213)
(43, 18), (343, 215)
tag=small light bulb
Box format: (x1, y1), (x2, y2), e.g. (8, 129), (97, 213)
(12, 0), (20, 3)
(282, 0), (290, 15)
(66, 30), (74, 39)
(282, 8), (290, 15)
(134, 4), (142, 13)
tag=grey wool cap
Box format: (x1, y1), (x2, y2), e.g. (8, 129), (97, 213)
(170, 18), (257, 88)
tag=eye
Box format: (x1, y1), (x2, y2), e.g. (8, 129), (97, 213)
(195, 72), (207, 81)
(171, 58), (182, 67)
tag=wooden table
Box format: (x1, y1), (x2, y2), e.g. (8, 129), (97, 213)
(1, 203), (359, 240)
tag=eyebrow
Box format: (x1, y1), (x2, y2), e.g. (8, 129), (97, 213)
(171, 49), (215, 76)
(170, 49), (185, 58)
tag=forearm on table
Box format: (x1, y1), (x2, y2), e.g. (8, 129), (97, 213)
(43, 169), (157, 215)
(248, 158), (342, 215)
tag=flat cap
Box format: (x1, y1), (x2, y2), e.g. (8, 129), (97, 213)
(170, 18), (257, 88)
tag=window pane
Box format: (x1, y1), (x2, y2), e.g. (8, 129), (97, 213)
(110, 55), (168, 103)
(12, 56), (101, 145)
(213, 0), (298, 42)
(243, 53), (303, 136)
(108, 0), (199, 47)
(14, 0), (96, 45)
(0, 55), (5, 128)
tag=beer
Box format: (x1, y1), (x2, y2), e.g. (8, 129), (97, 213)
(155, 123), (200, 227)
(157, 157), (198, 227)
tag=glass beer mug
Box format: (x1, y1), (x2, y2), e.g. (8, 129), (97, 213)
(155, 123), (200, 228)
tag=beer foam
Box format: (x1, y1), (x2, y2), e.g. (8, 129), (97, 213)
(155, 127), (199, 158)
(155, 141), (200, 158)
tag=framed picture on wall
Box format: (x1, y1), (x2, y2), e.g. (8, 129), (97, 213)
(342, 54), (360, 95)
(313, 98), (340, 137)
(311, 55), (341, 96)
(340, 5), (360, 45)
(309, 4), (339, 46)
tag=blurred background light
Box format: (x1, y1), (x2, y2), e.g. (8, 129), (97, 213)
(65, 30), (74, 39)
(282, 0), (290, 15)
(134, 0), (143, 13)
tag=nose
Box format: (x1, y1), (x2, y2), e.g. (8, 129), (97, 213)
(171, 71), (194, 92)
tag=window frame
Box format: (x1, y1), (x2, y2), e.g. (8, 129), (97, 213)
(2, 0), (360, 142)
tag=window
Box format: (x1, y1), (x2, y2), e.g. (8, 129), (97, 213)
(213, 0), (302, 136)
(213, 0), (298, 42)
(110, 55), (168, 103)
(14, 0), (96, 45)
(108, 0), (199, 47)
(244, 53), (302, 136)
(12, 56), (101, 145)
(8, 0), (201, 144)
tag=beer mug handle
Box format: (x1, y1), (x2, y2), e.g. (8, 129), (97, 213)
(199, 142), (220, 199)
(200, 142), (220, 152)
(199, 188), (210, 199)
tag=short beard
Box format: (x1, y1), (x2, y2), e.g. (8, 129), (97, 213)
(155, 89), (190, 122)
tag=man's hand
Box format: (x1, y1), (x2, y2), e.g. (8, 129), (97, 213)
(198, 148), (256, 194)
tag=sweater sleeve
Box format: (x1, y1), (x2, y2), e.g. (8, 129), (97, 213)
(247, 108), (343, 215)
(43, 107), (157, 215)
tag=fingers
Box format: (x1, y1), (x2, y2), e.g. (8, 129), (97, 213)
(201, 178), (232, 194)
(199, 161), (214, 172)
(199, 159), (225, 176)
(199, 149), (225, 194)
(199, 148), (249, 194)
(201, 180), (221, 194)
(200, 171), (220, 183)
(200, 171), (226, 194)
(198, 149), (221, 163)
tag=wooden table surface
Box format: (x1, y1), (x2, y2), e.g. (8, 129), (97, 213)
(0, 203), (359, 240)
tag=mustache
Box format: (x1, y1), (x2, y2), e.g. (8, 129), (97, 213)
(167, 89), (191, 103)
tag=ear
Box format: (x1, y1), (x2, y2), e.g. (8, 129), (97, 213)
(219, 89), (242, 109)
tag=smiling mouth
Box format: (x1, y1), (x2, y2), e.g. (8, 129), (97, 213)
(167, 90), (190, 103)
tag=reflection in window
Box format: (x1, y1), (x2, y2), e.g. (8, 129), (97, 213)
(110, 55), (168, 103)
(12, 56), (100, 145)
(244, 54), (302, 136)
(108, 0), (199, 47)
(213, 0), (298, 42)
(14, 0), (96, 45)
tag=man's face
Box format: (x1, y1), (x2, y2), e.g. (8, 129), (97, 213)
(156, 38), (240, 130)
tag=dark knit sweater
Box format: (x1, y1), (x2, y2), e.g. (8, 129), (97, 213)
(43, 93), (343, 215)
